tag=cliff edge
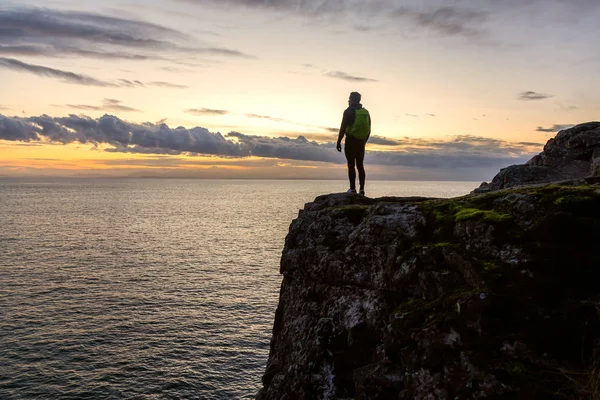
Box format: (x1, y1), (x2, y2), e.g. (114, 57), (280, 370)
(257, 124), (600, 400)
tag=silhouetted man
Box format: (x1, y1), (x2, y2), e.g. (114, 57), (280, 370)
(336, 91), (371, 195)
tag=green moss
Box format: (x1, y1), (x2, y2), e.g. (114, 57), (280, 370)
(523, 184), (600, 203)
(454, 207), (512, 223)
(433, 242), (456, 249)
(554, 195), (593, 206)
(481, 261), (499, 272)
(433, 209), (447, 222)
(455, 208), (486, 221)
(483, 211), (512, 223)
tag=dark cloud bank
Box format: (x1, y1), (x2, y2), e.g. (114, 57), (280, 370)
(0, 113), (540, 171)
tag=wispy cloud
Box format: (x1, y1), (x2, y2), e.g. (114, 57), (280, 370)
(181, 1), (492, 41)
(0, 7), (253, 62)
(245, 113), (287, 123)
(0, 57), (188, 88)
(426, 113), (437, 117)
(65, 99), (141, 113)
(0, 44), (156, 61)
(0, 57), (118, 87)
(324, 71), (378, 82)
(405, 113), (419, 118)
(186, 108), (230, 116)
(557, 103), (580, 111)
(148, 81), (188, 89)
(536, 124), (575, 132)
(0, 112), (542, 170)
(244, 113), (334, 132)
(518, 91), (553, 101)
(393, 6), (487, 38)
(117, 79), (146, 88)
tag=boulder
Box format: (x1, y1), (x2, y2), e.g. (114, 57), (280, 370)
(475, 122), (600, 193)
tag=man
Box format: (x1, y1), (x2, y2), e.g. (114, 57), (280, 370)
(336, 91), (371, 195)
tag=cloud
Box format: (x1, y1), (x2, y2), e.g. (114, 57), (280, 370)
(226, 131), (339, 163)
(148, 81), (188, 89)
(0, 57), (187, 88)
(0, 113), (243, 155)
(535, 124), (575, 132)
(517, 141), (544, 146)
(0, 113), (542, 171)
(426, 113), (437, 117)
(197, 47), (253, 58)
(186, 108), (230, 116)
(117, 79), (146, 88)
(243, 113), (335, 132)
(160, 66), (194, 73)
(0, 7), (253, 62)
(324, 71), (378, 82)
(0, 7), (187, 46)
(0, 57), (118, 87)
(245, 113), (287, 123)
(0, 44), (156, 61)
(405, 113), (419, 118)
(557, 103), (580, 111)
(368, 136), (401, 146)
(518, 91), (553, 101)
(392, 6), (487, 38)
(181, 1), (490, 40)
(66, 99), (141, 113)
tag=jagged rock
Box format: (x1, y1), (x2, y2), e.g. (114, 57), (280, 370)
(475, 122), (600, 193)
(257, 184), (600, 400)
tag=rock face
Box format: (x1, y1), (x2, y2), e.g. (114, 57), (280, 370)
(475, 122), (600, 193)
(257, 182), (600, 399)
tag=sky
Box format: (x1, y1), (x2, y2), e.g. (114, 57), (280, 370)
(0, 0), (598, 180)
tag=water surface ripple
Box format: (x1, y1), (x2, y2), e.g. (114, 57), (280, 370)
(0, 179), (476, 399)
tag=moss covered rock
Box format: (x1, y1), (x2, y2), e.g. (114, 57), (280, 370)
(257, 184), (600, 400)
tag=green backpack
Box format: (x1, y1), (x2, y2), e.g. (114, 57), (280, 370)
(347, 108), (370, 140)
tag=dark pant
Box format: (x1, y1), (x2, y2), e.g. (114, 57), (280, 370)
(344, 135), (366, 190)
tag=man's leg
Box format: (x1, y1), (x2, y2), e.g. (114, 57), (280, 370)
(356, 140), (366, 192)
(344, 140), (357, 190)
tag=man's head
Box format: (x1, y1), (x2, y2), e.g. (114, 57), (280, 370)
(349, 91), (361, 105)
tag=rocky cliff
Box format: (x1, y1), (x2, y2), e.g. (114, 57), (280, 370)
(257, 124), (600, 400)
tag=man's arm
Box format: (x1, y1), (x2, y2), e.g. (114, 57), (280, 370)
(366, 112), (371, 141)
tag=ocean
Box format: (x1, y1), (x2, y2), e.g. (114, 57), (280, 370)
(0, 179), (478, 399)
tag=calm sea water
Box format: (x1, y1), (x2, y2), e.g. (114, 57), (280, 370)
(0, 179), (477, 399)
